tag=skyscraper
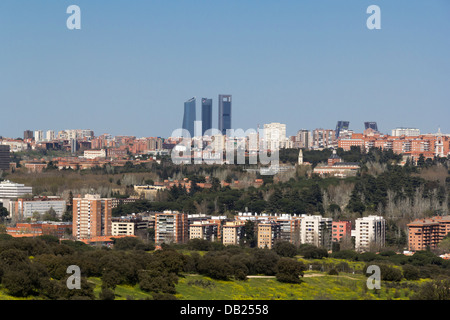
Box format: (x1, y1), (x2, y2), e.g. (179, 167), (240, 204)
(335, 121), (350, 139)
(182, 97), (196, 137)
(201, 98), (212, 136)
(364, 122), (378, 132)
(218, 94), (232, 135)
(0, 145), (10, 171)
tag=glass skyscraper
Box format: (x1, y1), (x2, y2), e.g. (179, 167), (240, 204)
(335, 121), (350, 139)
(218, 94), (232, 135)
(201, 98), (212, 136)
(182, 97), (196, 137)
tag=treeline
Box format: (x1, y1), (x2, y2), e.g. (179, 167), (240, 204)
(0, 234), (449, 300)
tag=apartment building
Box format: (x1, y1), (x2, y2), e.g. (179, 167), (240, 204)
(189, 221), (219, 242)
(73, 194), (112, 240)
(10, 197), (66, 221)
(0, 180), (33, 200)
(332, 221), (352, 242)
(299, 215), (333, 249)
(354, 215), (386, 252)
(407, 216), (450, 252)
(154, 211), (188, 245)
(257, 221), (281, 249)
(222, 221), (246, 246)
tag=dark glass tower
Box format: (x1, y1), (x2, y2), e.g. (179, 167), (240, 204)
(335, 121), (350, 139)
(182, 97), (196, 137)
(0, 145), (10, 171)
(201, 98), (212, 136)
(218, 94), (232, 135)
(364, 122), (378, 131)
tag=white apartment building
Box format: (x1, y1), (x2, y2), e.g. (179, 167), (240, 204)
(263, 123), (288, 151)
(46, 130), (55, 141)
(83, 149), (107, 159)
(354, 215), (386, 252)
(0, 140), (29, 153)
(299, 214), (332, 249)
(391, 128), (420, 137)
(34, 130), (44, 143)
(0, 180), (33, 199)
(10, 197), (66, 220)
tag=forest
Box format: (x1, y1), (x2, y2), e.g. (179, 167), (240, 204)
(0, 234), (449, 300)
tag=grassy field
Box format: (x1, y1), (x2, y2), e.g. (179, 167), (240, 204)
(174, 272), (420, 300)
(84, 271), (427, 301)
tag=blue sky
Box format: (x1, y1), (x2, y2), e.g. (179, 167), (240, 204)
(1, 0), (449, 138)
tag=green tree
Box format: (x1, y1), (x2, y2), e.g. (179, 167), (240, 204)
(275, 258), (305, 284)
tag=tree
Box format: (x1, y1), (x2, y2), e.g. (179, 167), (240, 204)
(275, 258), (305, 284)
(273, 241), (297, 258)
(412, 279), (450, 300)
(402, 265), (420, 281)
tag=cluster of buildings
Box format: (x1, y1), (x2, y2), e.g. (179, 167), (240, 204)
(2, 186), (450, 254)
(68, 194), (387, 252)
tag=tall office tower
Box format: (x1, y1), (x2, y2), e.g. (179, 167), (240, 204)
(182, 97), (196, 137)
(46, 130), (55, 141)
(201, 98), (213, 136)
(0, 145), (10, 171)
(335, 121), (350, 139)
(23, 130), (33, 140)
(72, 194), (112, 240)
(218, 94), (232, 135)
(364, 122), (378, 132)
(34, 130), (44, 143)
(354, 215), (386, 252)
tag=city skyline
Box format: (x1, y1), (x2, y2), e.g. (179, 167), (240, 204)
(1, 1), (449, 138)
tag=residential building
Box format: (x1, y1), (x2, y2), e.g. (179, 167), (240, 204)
(0, 180), (33, 200)
(294, 129), (312, 149)
(312, 129), (336, 149)
(222, 220), (246, 246)
(257, 221), (281, 249)
(263, 122), (288, 151)
(34, 130), (44, 143)
(23, 130), (33, 140)
(154, 211), (188, 244)
(299, 214), (332, 249)
(407, 216), (450, 252)
(46, 130), (55, 141)
(189, 220), (219, 242)
(392, 128), (420, 137)
(72, 194), (112, 240)
(10, 197), (66, 221)
(332, 221), (352, 243)
(354, 215), (386, 252)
